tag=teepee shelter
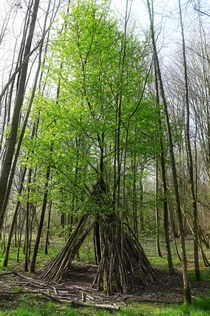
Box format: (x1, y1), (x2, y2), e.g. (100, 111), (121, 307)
(41, 179), (158, 295)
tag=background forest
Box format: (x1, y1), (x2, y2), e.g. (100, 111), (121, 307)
(0, 0), (209, 314)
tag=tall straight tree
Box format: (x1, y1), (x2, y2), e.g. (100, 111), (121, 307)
(24, 0), (159, 293)
(146, 0), (191, 305)
(177, 0), (200, 281)
(154, 60), (174, 274)
(0, 0), (40, 230)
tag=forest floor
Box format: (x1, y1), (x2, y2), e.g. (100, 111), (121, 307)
(0, 239), (209, 315)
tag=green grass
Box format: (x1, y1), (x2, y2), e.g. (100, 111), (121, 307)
(0, 240), (61, 272)
(149, 255), (181, 268)
(188, 269), (210, 281)
(0, 244), (23, 272)
(151, 296), (210, 315)
(120, 298), (210, 315)
(0, 296), (210, 316)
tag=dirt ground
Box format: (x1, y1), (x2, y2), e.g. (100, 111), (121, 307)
(64, 263), (185, 304)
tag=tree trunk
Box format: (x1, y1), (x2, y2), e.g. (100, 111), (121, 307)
(30, 165), (50, 273)
(147, 0), (191, 304)
(94, 218), (101, 264)
(45, 202), (52, 255)
(155, 157), (162, 257)
(3, 167), (27, 267)
(178, 0), (200, 282)
(154, 58), (174, 273)
(139, 167), (144, 232)
(0, 0), (40, 230)
(132, 145), (138, 239)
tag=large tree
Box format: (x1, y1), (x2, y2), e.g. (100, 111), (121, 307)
(24, 0), (159, 293)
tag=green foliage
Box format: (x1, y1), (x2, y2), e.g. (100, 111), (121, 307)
(77, 235), (95, 263)
(20, 0), (160, 221)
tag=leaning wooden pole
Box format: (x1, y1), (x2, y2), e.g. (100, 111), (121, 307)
(41, 215), (91, 281)
(41, 178), (158, 295)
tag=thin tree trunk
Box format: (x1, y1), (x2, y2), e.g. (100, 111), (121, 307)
(30, 165), (50, 273)
(0, 0), (40, 230)
(154, 57), (174, 273)
(169, 208), (182, 262)
(17, 210), (25, 263)
(0, 0), (52, 230)
(147, 0), (191, 304)
(0, 7), (30, 160)
(45, 202), (52, 255)
(178, 0), (200, 282)
(25, 168), (32, 271)
(94, 218), (101, 264)
(139, 169), (144, 232)
(132, 143), (138, 239)
(3, 167), (27, 266)
(155, 157), (162, 257)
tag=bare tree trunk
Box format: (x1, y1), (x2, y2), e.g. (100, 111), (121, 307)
(3, 167), (27, 266)
(94, 218), (101, 264)
(45, 202), (52, 255)
(154, 59), (174, 273)
(155, 157), (162, 258)
(0, 40), (18, 156)
(0, 6), (12, 46)
(147, 0), (191, 304)
(30, 165), (51, 273)
(139, 169), (144, 232)
(132, 139), (138, 239)
(25, 168), (32, 271)
(169, 206), (182, 262)
(178, 0), (200, 281)
(0, 0), (53, 232)
(17, 210), (25, 263)
(0, 6), (30, 159)
(0, 0), (40, 230)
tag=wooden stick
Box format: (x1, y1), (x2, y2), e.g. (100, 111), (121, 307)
(0, 290), (120, 310)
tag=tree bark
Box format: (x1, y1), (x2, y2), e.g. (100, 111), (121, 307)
(0, 0), (40, 230)
(154, 58), (174, 273)
(45, 202), (52, 255)
(147, 0), (191, 304)
(25, 169), (32, 272)
(30, 165), (51, 273)
(178, 0), (201, 281)
(155, 157), (162, 258)
(3, 167), (27, 266)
